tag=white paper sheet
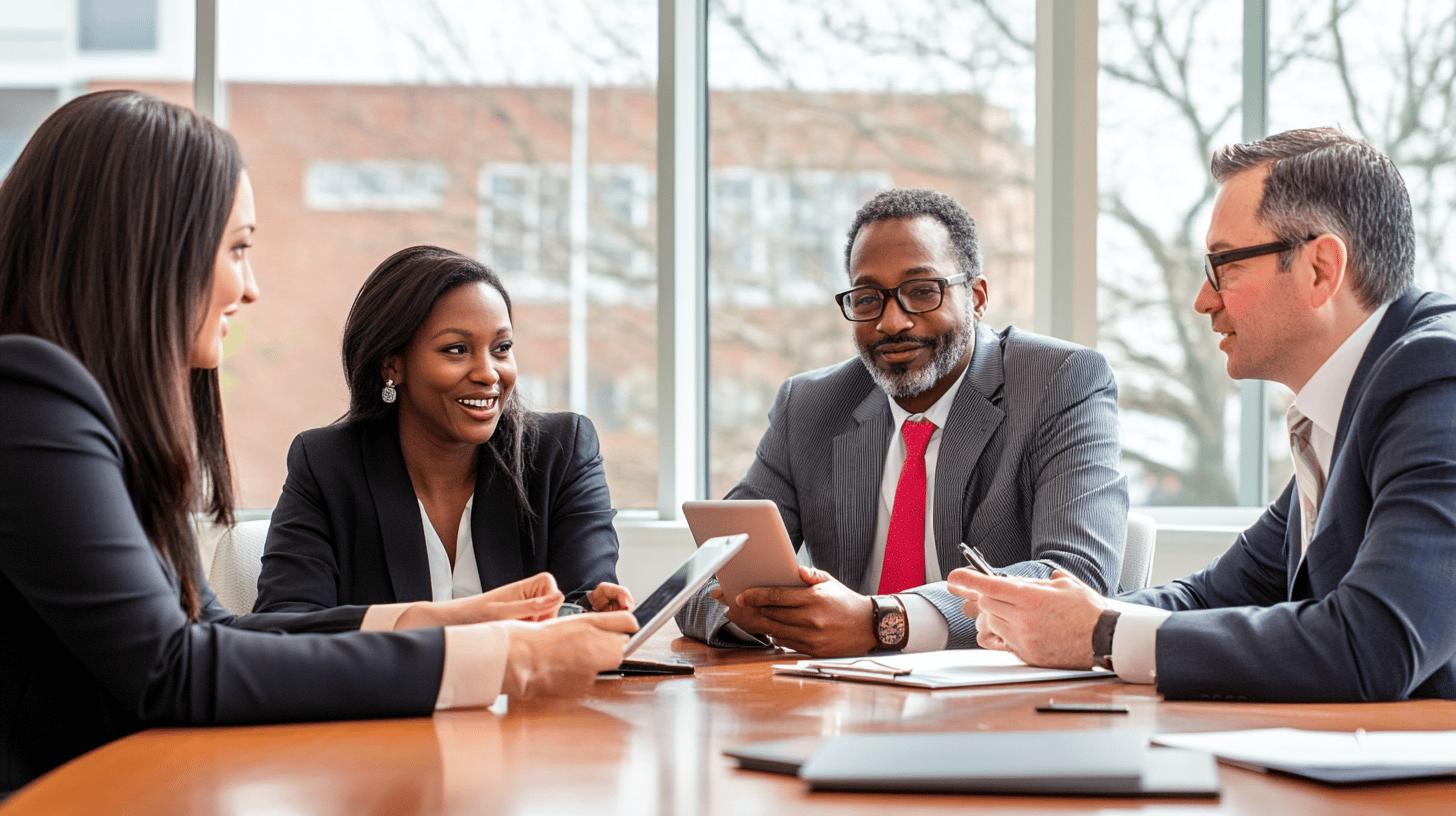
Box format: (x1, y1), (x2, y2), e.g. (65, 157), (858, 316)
(1152, 728), (1456, 769)
(772, 649), (1108, 689)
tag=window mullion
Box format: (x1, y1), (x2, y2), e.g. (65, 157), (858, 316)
(1238, 0), (1270, 506)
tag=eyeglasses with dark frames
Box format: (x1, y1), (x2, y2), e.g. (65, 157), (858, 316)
(834, 273), (970, 322)
(1203, 235), (1319, 292)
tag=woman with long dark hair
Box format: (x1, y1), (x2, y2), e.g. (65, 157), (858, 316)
(0, 91), (634, 794)
(253, 246), (632, 615)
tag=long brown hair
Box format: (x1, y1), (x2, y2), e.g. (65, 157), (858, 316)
(341, 246), (538, 513)
(0, 90), (242, 619)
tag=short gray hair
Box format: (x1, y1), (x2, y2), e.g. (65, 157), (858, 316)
(1210, 127), (1414, 308)
(844, 188), (982, 281)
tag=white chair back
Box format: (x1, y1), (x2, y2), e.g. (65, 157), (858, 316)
(1119, 511), (1157, 592)
(208, 518), (271, 614)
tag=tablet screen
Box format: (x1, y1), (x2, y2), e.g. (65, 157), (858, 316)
(632, 545), (724, 628)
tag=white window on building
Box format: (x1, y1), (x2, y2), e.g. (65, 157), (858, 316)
(476, 162), (569, 298)
(589, 164), (653, 290)
(304, 160), (448, 211)
(78, 0), (157, 52)
(0, 89), (57, 180)
(709, 167), (890, 307)
(477, 162), (650, 302)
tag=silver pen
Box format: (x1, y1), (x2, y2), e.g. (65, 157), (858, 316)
(958, 542), (1001, 576)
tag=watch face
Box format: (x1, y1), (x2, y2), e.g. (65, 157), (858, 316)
(877, 611), (906, 645)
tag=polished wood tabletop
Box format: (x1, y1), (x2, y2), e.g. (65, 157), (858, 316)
(6, 625), (1456, 815)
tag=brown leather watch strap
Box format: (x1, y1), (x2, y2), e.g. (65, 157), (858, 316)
(870, 594), (908, 652)
(1091, 607), (1121, 671)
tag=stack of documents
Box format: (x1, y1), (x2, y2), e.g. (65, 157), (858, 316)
(1152, 728), (1456, 784)
(773, 649), (1108, 689)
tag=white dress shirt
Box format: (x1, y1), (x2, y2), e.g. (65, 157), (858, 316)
(419, 496), (485, 602)
(358, 495), (507, 710)
(857, 363), (970, 652)
(1109, 303), (1391, 684)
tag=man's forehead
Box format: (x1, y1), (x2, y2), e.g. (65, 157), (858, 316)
(850, 216), (954, 274)
(1205, 166), (1269, 249)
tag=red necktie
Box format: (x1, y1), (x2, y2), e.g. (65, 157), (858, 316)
(878, 418), (936, 595)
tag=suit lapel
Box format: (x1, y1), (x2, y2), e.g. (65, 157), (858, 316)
(1326, 290), (1420, 481)
(934, 324), (1006, 574)
(471, 454), (526, 589)
(832, 387), (892, 591)
(360, 419), (433, 602)
(1286, 496), (1306, 599)
(1290, 290), (1423, 598)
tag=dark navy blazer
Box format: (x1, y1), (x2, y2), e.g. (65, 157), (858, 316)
(253, 411), (620, 613)
(0, 337), (443, 793)
(1121, 288), (1456, 702)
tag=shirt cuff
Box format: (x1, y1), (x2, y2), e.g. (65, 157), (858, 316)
(435, 622), (510, 710)
(1106, 600), (1171, 685)
(720, 620), (772, 645)
(899, 593), (949, 653)
(360, 602), (414, 632)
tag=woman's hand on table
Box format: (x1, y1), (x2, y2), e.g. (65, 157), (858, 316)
(586, 581), (634, 612)
(397, 572), (565, 629)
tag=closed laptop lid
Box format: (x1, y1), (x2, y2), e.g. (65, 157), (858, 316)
(801, 731), (1146, 794)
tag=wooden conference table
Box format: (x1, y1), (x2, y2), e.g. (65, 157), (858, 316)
(5, 625), (1456, 815)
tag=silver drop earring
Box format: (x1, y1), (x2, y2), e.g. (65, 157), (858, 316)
(381, 378), (397, 404)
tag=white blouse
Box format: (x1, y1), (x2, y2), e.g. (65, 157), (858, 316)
(417, 496), (484, 602)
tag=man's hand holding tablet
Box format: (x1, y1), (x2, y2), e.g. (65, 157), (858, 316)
(683, 500), (884, 657)
(711, 565), (880, 657)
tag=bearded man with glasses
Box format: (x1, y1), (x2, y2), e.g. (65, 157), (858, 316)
(677, 188), (1128, 657)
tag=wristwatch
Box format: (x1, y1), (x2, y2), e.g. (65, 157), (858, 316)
(870, 595), (908, 652)
(1091, 608), (1121, 671)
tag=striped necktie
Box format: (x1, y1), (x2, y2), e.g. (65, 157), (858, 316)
(1287, 405), (1325, 553)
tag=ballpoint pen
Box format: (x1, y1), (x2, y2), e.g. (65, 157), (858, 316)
(958, 542), (1001, 576)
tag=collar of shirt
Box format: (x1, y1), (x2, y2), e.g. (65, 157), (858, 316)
(1292, 302), (1390, 466)
(418, 495), (482, 602)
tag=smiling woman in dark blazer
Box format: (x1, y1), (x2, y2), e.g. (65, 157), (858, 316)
(0, 91), (635, 795)
(254, 246), (632, 614)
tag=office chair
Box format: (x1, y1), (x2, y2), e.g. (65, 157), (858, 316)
(1119, 511), (1157, 592)
(208, 518), (271, 614)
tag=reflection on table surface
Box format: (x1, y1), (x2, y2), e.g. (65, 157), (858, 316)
(5, 624), (1456, 816)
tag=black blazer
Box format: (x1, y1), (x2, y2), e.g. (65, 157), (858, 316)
(253, 411), (620, 613)
(0, 336), (444, 794)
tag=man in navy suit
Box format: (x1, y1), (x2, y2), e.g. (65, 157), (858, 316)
(951, 127), (1456, 702)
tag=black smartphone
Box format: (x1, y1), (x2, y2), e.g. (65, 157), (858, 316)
(602, 658), (695, 677)
(1035, 702), (1130, 714)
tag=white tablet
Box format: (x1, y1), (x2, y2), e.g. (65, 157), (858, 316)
(682, 499), (806, 602)
(624, 534), (747, 656)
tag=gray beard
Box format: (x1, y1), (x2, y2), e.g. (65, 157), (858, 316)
(857, 319), (976, 400)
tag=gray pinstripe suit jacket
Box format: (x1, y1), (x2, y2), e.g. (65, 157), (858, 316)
(676, 323), (1129, 649)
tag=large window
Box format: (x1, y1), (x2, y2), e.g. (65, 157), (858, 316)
(3, 1), (1453, 523)
(1270, 1), (1456, 294)
(216, 0), (659, 508)
(706, 0), (1037, 497)
(1097, 1), (1245, 506)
